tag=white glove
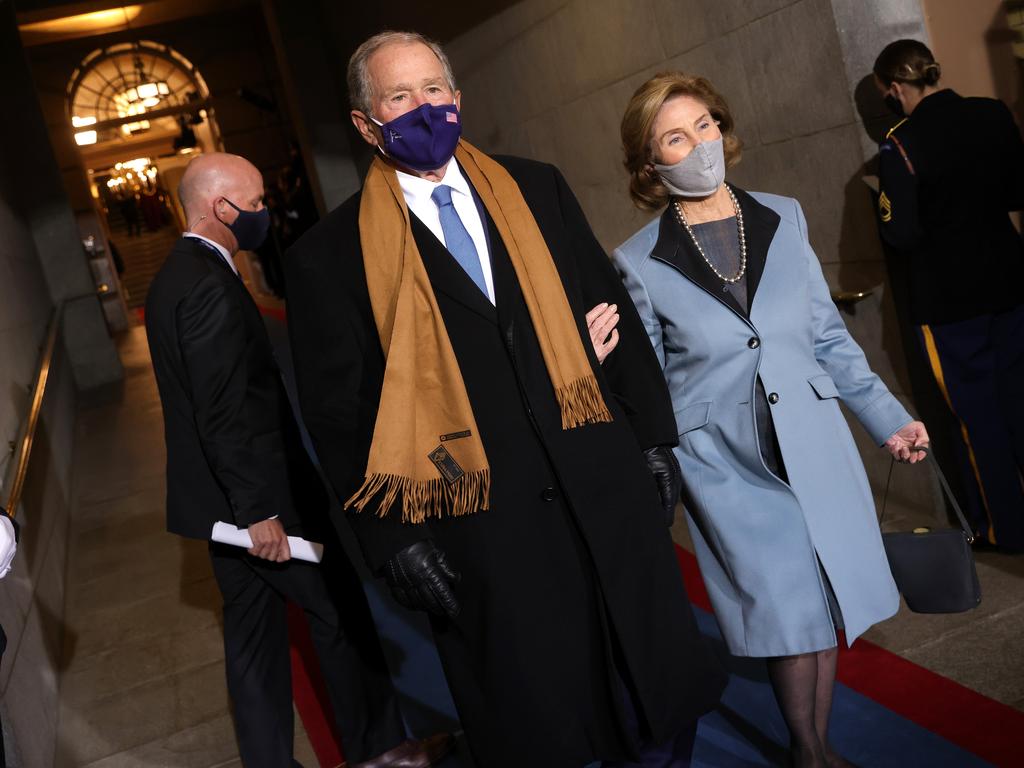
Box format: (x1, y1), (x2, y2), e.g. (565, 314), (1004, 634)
(0, 516), (17, 579)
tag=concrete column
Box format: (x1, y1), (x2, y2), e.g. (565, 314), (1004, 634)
(828, 0), (930, 161)
(262, 0), (363, 214)
(0, 0), (121, 393)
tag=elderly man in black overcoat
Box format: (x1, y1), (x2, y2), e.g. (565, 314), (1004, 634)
(285, 30), (725, 768)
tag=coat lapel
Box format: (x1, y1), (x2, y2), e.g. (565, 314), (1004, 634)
(650, 204), (748, 320)
(649, 185), (781, 322)
(487, 209), (525, 343)
(410, 212), (498, 325)
(731, 186), (780, 309)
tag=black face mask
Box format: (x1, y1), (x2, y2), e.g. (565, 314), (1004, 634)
(884, 93), (905, 118)
(220, 198), (270, 250)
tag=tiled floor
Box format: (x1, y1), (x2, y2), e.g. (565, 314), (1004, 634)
(55, 328), (317, 767)
(55, 325), (1024, 767)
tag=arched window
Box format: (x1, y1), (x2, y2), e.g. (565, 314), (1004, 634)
(66, 40), (210, 145)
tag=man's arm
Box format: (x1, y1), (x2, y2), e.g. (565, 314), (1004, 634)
(177, 275), (291, 532)
(550, 166), (678, 450)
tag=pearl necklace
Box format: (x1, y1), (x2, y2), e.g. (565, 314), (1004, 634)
(672, 186), (747, 286)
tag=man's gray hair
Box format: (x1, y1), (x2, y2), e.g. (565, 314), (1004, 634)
(347, 30), (457, 116)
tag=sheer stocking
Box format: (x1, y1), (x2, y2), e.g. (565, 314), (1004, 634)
(816, 647), (856, 766)
(767, 652), (826, 767)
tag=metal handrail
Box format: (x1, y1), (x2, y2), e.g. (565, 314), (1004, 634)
(3, 304), (63, 519)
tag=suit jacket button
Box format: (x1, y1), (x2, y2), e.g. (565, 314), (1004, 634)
(768, 392), (779, 404)
(541, 487), (557, 502)
(747, 337), (760, 349)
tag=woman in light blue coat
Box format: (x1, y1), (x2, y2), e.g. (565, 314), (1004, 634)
(611, 73), (930, 767)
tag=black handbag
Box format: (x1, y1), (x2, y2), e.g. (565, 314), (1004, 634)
(879, 448), (982, 614)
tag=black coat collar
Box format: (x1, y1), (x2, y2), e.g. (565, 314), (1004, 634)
(909, 88), (959, 123)
(650, 184), (780, 320)
(181, 236), (240, 281)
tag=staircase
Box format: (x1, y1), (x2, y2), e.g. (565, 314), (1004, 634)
(105, 199), (181, 309)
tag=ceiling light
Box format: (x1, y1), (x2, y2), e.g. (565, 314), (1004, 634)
(19, 6), (143, 36)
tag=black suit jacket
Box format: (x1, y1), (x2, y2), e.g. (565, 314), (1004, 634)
(878, 89), (1024, 323)
(146, 237), (325, 540)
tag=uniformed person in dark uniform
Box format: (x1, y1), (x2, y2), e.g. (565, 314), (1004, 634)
(874, 39), (1024, 551)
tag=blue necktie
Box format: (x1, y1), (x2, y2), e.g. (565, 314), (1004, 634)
(431, 185), (488, 296)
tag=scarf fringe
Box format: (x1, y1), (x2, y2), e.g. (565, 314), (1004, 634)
(345, 469), (492, 524)
(558, 375), (613, 429)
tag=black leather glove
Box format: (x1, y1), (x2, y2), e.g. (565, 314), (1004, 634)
(383, 540), (461, 618)
(643, 445), (682, 527)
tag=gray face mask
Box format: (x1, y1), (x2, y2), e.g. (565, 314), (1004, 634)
(654, 137), (726, 198)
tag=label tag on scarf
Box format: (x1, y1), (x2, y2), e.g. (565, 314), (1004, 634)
(429, 444), (465, 484)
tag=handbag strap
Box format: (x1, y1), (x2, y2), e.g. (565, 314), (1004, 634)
(879, 447), (975, 543)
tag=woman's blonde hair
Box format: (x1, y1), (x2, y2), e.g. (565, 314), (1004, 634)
(620, 72), (742, 211)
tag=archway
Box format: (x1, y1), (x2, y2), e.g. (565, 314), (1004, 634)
(66, 40), (223, 309)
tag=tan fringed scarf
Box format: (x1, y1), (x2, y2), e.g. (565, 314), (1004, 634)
(346, 139), (611, 523)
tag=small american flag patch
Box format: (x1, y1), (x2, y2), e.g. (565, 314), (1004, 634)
(446, 111), (458, 123)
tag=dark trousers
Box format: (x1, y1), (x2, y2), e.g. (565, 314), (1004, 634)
(209, 542), (406, 766)
(918, 304), (1024, 550)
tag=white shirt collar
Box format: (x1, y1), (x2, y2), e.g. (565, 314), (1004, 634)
(395, 156), (472, 206)
(184, 232), (238, 275)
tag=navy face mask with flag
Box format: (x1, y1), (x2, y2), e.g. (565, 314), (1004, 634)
(373, 103), (462, 172)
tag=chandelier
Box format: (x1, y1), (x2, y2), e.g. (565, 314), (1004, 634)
(68, 40), (205, 147)
(105, 157), (158, 193)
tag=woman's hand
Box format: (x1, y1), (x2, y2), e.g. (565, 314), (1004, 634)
(586, 302), (620, 364)
(884, 420), (930, 463)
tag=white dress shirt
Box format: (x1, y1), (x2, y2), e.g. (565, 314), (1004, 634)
(396, 158), (496, 304)
(184, 232), (239, 276)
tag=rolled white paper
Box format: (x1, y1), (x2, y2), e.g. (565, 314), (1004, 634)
(211, 521), (324, 563)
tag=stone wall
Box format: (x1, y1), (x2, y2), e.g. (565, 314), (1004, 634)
(443, 0), (937, 500)
(0, 2), (108, 763)
(0, 1), (121, 395)
(0, 343), (76, 768)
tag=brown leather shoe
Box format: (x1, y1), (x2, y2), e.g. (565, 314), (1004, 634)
(349, 732), (455, 768)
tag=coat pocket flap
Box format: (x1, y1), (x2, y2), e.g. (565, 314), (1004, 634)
(808, 373), (839, 400)
(675, 401), (712, 435)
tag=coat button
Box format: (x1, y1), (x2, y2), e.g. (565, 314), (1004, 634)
(747, 337), (760, 349)
(540, 487), (557, 502)
(768, 392), (780, 404)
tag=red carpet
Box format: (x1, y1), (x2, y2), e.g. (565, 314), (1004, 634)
(674, 544), (1024, 767)
(287, 540), (1023, 768)
(288, 602), (346, 768)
